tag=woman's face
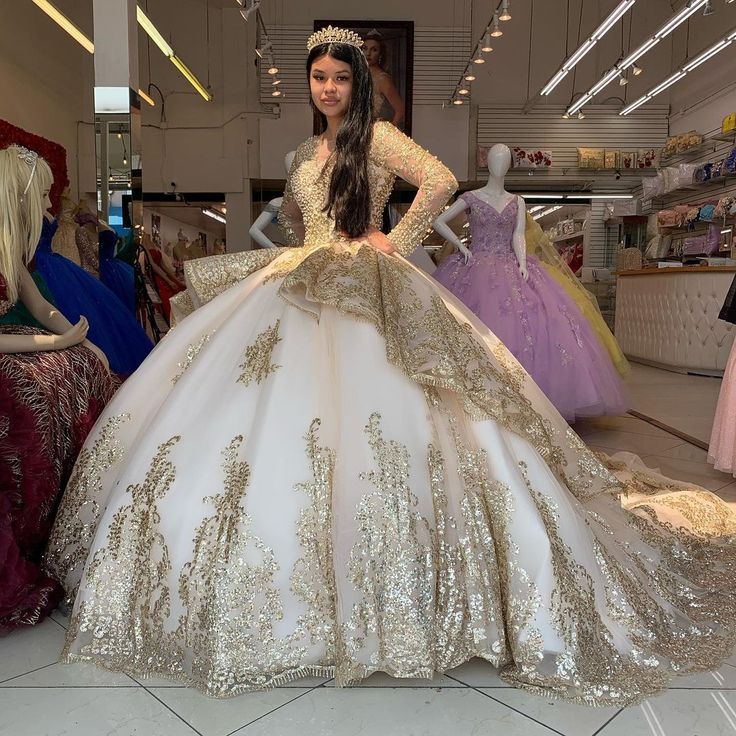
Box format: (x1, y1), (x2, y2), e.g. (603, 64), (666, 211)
(43, 189), (52, 214)
(310, 54), (353, 121)
(363, 39), (381, 67)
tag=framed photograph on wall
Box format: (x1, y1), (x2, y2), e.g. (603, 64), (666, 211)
(313, 20), (414, 135)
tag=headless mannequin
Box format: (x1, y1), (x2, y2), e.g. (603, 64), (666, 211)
(434, 143), (528, 280)
(249, 151), (297, 248)
(51, 190), (82, 266)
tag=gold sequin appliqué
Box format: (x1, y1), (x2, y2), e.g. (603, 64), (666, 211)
(63, 436), (184, 674)
(237, 320), (282, 387)
(172, 331), (215, 384)
(176, 436), (308, 692)
(44, 413), (131, 599)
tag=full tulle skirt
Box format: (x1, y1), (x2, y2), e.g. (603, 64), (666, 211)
(433, 251), (629, 421)
(45, 243), (736, 705)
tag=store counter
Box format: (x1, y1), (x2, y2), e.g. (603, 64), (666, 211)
(614, 266), (736, 374)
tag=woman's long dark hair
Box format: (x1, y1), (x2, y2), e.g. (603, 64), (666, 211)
(307, 42), (374, 238)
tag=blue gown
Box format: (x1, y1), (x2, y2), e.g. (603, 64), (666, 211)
(34, 218), (153, 375)
(99, 230), (136, 314)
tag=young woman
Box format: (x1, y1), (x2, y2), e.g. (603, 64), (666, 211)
(0, 145), (117, 633)
(46, 29), (736, 704)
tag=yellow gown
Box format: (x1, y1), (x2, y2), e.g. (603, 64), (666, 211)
(525, 215), (630, 376)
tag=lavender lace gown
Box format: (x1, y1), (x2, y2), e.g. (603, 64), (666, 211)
(434, 192), (628, 420)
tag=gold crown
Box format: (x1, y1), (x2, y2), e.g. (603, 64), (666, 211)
(307, 25), (364, 51)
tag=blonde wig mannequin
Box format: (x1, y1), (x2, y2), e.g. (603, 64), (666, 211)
(0, 145), (53, 304)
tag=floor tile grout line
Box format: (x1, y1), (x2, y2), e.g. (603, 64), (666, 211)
(48, 615), (69, 632)
(0, 661), (57, 686)
(224, 686), (319, 736)
(626, 410), (708, 450)
(590, 708), (624, 736)
(443, 674), (567, 736)
(137, 684), (205, 736)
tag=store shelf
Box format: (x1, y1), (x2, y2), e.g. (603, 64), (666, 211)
(713, 131), (736, 144)
(659, 141), (715, 165)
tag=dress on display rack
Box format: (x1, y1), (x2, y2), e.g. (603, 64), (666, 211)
(99, 229), (136, 314)
(524, 214), (629, 377)
(33, 217), (153, 376)
(433, 193), (628, 420)
(0, 275), (117, 634)
(45, 121), (736, 706)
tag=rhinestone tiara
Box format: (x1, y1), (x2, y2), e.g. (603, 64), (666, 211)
(307, 25), (364, 52)
(16, 146), (39, 197)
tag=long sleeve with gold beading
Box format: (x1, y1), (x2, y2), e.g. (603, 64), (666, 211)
(277, 145), (307, 247)
(370, 121), (458, 257)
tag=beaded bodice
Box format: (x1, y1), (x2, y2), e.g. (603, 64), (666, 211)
(278, 121), (457, 256)
(461, 192), (520, 255)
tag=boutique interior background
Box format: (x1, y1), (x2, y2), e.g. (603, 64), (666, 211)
(2, 0), (735, 250)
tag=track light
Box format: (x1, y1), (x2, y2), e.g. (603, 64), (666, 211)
(481, 32), (493, 52)
(499, 0), (512, 21)
(578, 110), (585, 119)
(703, 0), (714, 14)
(618, 72), (629, 86)
(632, 63), (643, 75)
(562, 111), (570, 119)
(490, 13), (503, 37)
(458, 85), (470, 95)
(271, 77), (281, 85)
(540, 0), (636, 96)
(452, 98), (464, 105)
(464, 67), (477, 81)
(472, 49), (486, 64)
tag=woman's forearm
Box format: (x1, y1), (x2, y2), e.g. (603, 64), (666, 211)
(0, 332), (59, 353)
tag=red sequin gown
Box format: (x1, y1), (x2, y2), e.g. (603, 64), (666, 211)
(0, 275), (118, 634)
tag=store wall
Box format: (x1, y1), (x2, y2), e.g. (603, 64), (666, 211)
(0, 0), (95, 198)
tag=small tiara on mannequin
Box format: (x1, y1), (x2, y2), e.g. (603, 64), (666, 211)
(307, 26), (364, 51)
(16, 146), (39, 197)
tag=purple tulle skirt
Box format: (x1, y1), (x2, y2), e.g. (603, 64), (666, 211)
(434, 251), (629, 421)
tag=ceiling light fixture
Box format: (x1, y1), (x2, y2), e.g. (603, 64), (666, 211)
(464, 67), (477, 81)
(490, 13), (503, 37)
(202, 207), (226, 224)
(578, 110), (586, 119)
(566, 0), (708, 114)
(30, 0), (94, 52)
(452, 98), (465, 105)
(472, 48), (486, 64)
(499, 0), (512, 21)
(618, 71), (629, 86)
(138, 88), (156, 107)
(621, 26), (736, 115)
(137, 6), (213, 101)
(458, 85), (470, 95)
(632, 63), (643, 76)
(703, 0), (714, 14)
(481, 32), (494, 52)
(540, 0), (636, 96)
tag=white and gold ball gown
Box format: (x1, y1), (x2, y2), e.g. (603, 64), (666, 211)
(44, 122), (736, 705)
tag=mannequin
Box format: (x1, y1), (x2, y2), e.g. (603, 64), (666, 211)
(0, 145), (117, 632)
(74, 199), (101, 276)
(434, 144), (520, 272)
(431, 143), (628, 421)
(249, 151), (297, 248)
(51, 189), (82, 266)
(141, 233), (184, 321)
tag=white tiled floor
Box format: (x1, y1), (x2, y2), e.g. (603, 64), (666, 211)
(2, 369), (735, 736)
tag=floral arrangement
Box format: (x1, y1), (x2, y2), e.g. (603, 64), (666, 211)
(0, 119), (69, 214)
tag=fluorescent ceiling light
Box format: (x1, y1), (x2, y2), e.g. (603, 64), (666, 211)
(541, 0), (636, 96)
(521, 193), (634, 200)
(136, 6), (174, 56)
(569, 0), (708, 115)
(137, 6), (212, 102)
(621, 25), (736, 115)
(30, 0), (94, 53)
(138, 88), (156, 107)
(202, 207), (226, 224)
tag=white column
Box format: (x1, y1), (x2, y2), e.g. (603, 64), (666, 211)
(226, 181), (253, 252)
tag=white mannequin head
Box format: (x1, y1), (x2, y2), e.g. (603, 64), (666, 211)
(284, 150), (296, 174)
(487, 144), (512, 179)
